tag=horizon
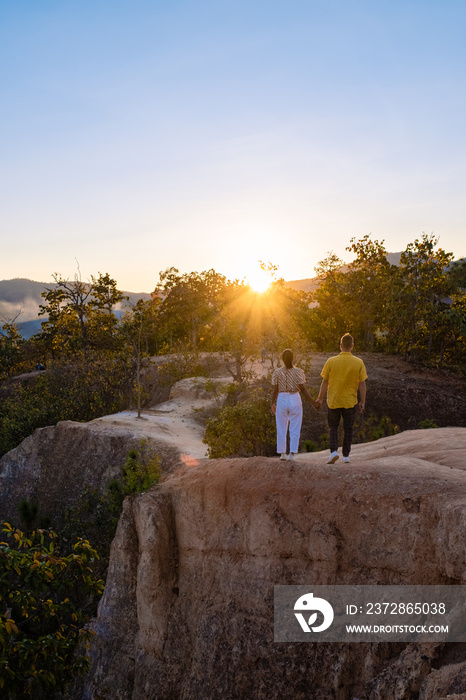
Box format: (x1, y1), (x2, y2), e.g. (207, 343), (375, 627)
(2, 1), (466, 290)
(1, 246), (465, 296)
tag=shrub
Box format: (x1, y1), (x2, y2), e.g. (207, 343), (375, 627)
(418, 418), (439, 429)
(122, 441), (162, 493)
(0, 354), (133, 457)
(300, 433), (330, 452)
(0, 523), (104, 698)
(63, 443), (162, 572)
(203, 388), (276, 457)
(354, 414), (399, 443)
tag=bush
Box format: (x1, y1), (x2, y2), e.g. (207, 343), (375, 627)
(63, 443), (162, 573)
(354, 414), (399, 443)
(122, 444), (162, 493)
(0, 354), (133, 457)
(203, 388), (276, 457)
(0, 523), (104, 698)
(16, 500), (39, 533)
(301, 437), (329, 453)
(417, 418), (439, 429)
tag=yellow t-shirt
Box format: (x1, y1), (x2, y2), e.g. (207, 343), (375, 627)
(321, 352), (368, 409)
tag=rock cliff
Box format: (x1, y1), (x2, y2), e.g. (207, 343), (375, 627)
(76, 428), (466, 700)
(0, 376), (221, 525)
(0, 419), (180, 526)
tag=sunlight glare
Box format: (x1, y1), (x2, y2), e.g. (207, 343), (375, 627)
(247, 267), (271, 293)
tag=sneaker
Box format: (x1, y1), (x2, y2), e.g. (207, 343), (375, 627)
(280, 453), (288, 460)
(343, 456), (350, 463)
(326, 451), (339, 464)
(288, 453), (295, 461)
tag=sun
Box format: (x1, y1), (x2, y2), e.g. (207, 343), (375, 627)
(247, 267), (271, 293)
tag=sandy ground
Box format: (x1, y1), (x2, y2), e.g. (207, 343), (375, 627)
(91, 360), (275, 461)
(90, 376), (234, 460)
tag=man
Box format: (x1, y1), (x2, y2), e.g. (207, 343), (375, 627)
(316, 333), (367, 464)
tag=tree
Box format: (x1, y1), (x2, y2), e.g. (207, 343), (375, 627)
(387, 234), (454, 362)
(39, 273), (93, 360)
(91, 272), (126, 314)
(212, 279), (260, 381)
(0, 313), (23, 378)
(344, 235), (395, 350)
(0, 355), (133, 457)
(309, 252), (347, 350)
(447, 258), (466, 291)
(0, 523), (104, 698)
(154, 267), (227, 352)
(38, 271), (126, 360)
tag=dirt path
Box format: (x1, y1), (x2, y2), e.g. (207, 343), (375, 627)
(91, 376), (234, 460)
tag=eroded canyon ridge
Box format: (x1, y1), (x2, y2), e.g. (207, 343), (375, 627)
(67, 428), (466, 700)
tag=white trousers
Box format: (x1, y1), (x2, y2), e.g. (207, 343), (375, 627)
(276, 392), (303, 454)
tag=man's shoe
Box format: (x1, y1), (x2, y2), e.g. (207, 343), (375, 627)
(343, 456), (350, 463)
(288, 453), (295, 461)
(280, 453), (288, 460)
(326, 451), (339, 464)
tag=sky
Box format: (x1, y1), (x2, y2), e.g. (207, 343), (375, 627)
(1, 0), (466, 292)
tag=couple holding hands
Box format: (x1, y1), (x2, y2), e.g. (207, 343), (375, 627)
(271, 333), (367, 464)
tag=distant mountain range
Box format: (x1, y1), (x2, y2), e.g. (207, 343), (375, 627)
(0, 278), (152, 339)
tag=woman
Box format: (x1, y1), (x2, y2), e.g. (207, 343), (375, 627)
(271, 349), (318, 460)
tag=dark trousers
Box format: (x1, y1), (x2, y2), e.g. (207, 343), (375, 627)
(328, 406), (357, 457)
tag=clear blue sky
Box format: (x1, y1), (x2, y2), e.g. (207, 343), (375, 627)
(1, 0), (465, 291)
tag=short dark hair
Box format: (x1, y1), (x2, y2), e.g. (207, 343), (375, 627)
(341, 333), (354, 350)
(282, 348), (293, 368)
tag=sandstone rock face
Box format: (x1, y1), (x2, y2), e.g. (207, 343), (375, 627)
(78, 428), (466, 700)
(0, 375), (227, 525)
(0, 420), (180, 526)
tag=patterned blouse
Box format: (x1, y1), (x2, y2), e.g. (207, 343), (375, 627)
(272, 366), (306, 393)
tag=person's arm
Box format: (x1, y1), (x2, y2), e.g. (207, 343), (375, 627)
(271, 384), (278, 414)
(315, 378), (328, 408)
(298, 384), (319, 409)
(358, 380), (366, 413)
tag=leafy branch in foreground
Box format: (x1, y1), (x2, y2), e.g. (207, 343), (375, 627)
(0, 523), (104, 698)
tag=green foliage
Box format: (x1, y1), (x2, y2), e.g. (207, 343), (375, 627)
(354, 414), (399, 443)
(38, 271), (126, 360)
(387, 234), (455, 363)
(157, 351), (211, 386)
(310, 234), (465, 369)
(154, 267), (228, 352)
(0, 523), (104, 698)
(122, 444), (162, 494)
(203, 388), (276, 457)
(0, 354), (133, 457)
(63, 443), (162, 567)
(0, 319), (24, 379)
(447, 259), (466, 290)
(301, 436), (329, 453)
(418, 418), (439, 429)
